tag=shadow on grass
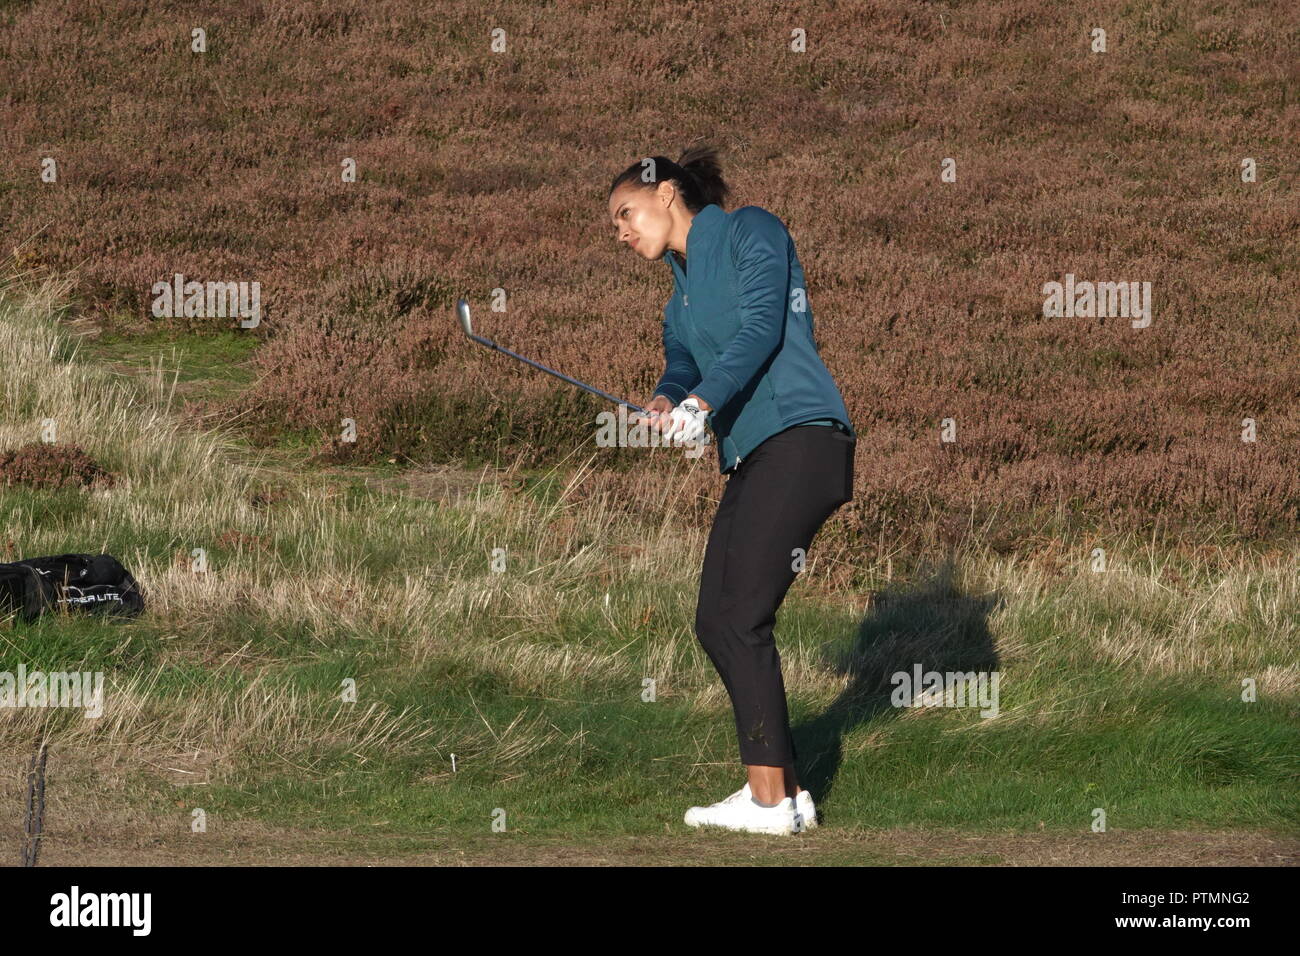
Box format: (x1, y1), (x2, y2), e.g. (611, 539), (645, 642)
(793, 555), (1004, 821)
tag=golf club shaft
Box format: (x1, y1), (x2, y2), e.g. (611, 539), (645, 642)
(468, 334), (647, 415)
(458, 300), (647, 416)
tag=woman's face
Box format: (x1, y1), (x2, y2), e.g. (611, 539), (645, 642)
(609, 181), (678, 260)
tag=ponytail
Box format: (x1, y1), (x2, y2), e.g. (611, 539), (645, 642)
(608, 143), (731, 212)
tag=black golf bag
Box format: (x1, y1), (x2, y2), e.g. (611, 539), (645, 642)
(0, 553), (146, 622)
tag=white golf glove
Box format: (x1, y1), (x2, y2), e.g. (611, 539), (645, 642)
(661, 398), (709, 443)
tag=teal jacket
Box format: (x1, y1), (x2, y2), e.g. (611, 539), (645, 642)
(653, 203), (855, 473)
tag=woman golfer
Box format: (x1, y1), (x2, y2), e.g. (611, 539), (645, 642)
(608, 146), (856, 835)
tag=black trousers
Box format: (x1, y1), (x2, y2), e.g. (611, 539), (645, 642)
(694, 422), (856, 768)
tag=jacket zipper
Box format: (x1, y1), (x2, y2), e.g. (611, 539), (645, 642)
(676, 243), (741, 471)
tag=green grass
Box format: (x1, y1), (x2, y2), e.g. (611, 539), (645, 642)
(79, 325), (260, 404)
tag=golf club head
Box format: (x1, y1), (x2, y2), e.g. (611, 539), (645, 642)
(456, 299), (473, 337)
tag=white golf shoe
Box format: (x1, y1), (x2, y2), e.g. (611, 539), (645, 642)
(685, 782), (820, 829)
(683, 783), (804, 835)
(795, 788), (818, 830)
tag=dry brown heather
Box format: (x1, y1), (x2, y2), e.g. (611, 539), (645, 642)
(1, 1), (1296, 557)
(0, 441), (115, 490)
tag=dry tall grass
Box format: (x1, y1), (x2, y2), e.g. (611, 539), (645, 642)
(1, 276), (1294, 798)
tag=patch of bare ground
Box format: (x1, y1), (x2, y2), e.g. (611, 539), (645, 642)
(5, 819), (1294, 867)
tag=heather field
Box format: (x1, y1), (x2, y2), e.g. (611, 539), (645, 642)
(1, 0), (1296, 559)
(0, 0), (1297, 871)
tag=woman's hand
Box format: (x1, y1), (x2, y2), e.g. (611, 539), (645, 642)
(635, 394), (676, 432)
(661, 396), (710, 443)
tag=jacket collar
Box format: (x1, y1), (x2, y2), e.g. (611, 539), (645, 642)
(664, 204), (727, 288)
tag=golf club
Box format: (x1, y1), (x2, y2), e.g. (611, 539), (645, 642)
(456, 298), (648, 416)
